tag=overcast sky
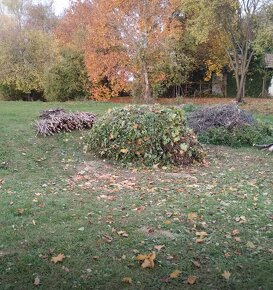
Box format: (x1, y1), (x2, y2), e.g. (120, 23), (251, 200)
(53, 0), (70, 15)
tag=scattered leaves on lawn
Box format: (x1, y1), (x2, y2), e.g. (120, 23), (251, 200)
(235, 216), (246, 223)
(17, 208), (25, 215)
(222, 270), (231, 280)
(187, 275), (197, 285)
(117, 230), (128, 238)
(102, 235), (113, 243)
(196, 231), (208, 243)
(154, 245), (165, 252)
(246, 241), (256, 249)
(120, 148), (129, 154)
(136, 252), (156, 269)
(191, 260), (201, 268)
(33, 276), (41, 286)
(188, 212), (198, 221)
(98, 194), (116, 201)
(133, 206), (145, 212)
(122, 277), (132, 284)
(51, 253), (66, 264)
(170, 270), (182, 279)
(231, 229), (240, 236)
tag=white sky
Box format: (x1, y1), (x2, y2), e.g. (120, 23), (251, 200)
(33, 0), (71, 15)
(53, 0), (71, 15)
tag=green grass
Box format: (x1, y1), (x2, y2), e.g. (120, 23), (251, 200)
(0, 101), (273, 290)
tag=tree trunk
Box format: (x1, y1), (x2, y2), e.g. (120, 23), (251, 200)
(142, 59), (151, 101)
(236, 76), (246, 103)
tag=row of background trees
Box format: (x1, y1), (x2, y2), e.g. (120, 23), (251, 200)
(0, 0), (273, 103)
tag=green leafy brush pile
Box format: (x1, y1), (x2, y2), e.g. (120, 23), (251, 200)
(86, 105), (205, 166)
(198, 122), (273, 147)
(187, 104), (273, 147)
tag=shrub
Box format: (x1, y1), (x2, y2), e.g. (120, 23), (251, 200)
(86, 105), (205, 166)
(44, 48), (90, 102)
(198, 122), (273, 147)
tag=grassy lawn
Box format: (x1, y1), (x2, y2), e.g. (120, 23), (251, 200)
(0, 100), (273, 289)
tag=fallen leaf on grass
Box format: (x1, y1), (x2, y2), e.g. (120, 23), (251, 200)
(170, 270), (181, 279)
(136, 252), (156, 268)
(98, 195), (116, 201)
(231, 229), (240, 236)
(62, 266), (70, 272)
(102, 235), (113, 243)
(120, 148), (129, 154)
(133, 206), (145, 212)
(154, 245), (165, 252)
(196, 231), (208, 239)
(160, 276), (171, 283)
(187, 275), (197, 284)
(117, 231), (128, 238)
(196, 238), (205, 243)
(222, 270), (231, 280)
(234, 237), (241, 242)
(246, 241), (256, 249)
(188, 212), (198, 221)
(235, 216), (246, 223)
(0, 179), (4, 185)
(17, 208), (24, 215)
(51, 253), (65, 264)
(163, 220), (172, 225)
(191, 260), (201, 268)
(78, 227), (85, 231)
(196, 231), (208, 243)
(122, 277), (132, 284)
(33, 276), (41, 286)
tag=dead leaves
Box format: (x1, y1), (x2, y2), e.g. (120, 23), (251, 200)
(17, 208), (25, 215)
(170, 269), (181, 279)
(117, 230), (128, 238)
(196, 231), (208, 243)
(246, 241), (256, 249)
(122, 277), (132, 284)
(187, 275), (197, 285)
(154, 245), (165, 252)
(136, 252), (156, 269)
(235, 216), (247, 224)
(222, 270), (231, 280)
(33, 276), (41, 286)
(187, 212), (198, 221)
(51, 253), (66, 264)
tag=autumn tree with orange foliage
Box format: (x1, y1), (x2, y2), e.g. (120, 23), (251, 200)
(56, 0), (189, 101)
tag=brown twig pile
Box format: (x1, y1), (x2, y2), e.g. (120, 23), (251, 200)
(35, 108), (96, 136)
(187, 104), (254, 133)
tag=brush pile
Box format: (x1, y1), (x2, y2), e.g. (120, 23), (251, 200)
(35, 108), (96, 136)
(187, 104), (254, 133)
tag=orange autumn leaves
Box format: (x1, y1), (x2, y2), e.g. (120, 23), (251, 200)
(55, 0), (182, 100)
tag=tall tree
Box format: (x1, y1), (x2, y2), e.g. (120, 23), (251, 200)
(182, 0), (272, 102)
(56, 0), (189, 101)
(0, 0), (58, 100)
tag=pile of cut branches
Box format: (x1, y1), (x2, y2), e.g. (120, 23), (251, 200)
(187, 104), (254, 133)
(35, 108), (96, 136)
